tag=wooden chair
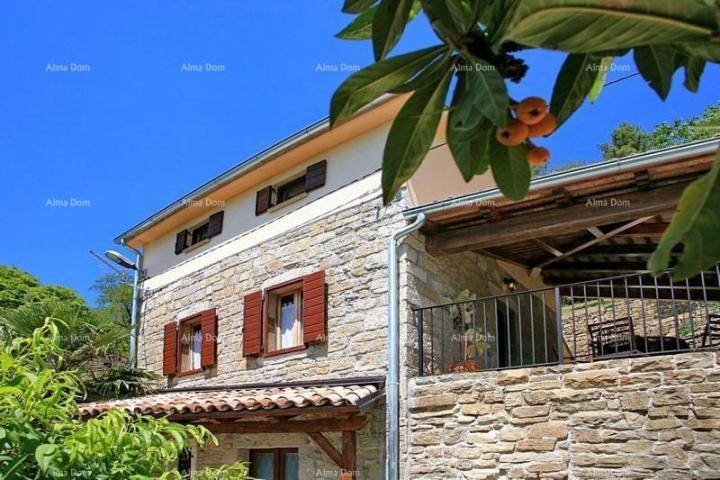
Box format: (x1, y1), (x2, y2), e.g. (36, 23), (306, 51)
(700, 314), (720, 348)
(588, 316), (637, 358)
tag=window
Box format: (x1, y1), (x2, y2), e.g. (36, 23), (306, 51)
(174, 211), (224, 255)
(178, 448), (193, 478)
(276, 175), (307, 204)
(255, 160), (327, 215)
(190, 222), (209, 245)
(163, 309), (218, 377)
(180, 319), (203, 373)
(265, 282), (303, 354)
(242, 271), (326, 358)
(250, 449), (299, 480)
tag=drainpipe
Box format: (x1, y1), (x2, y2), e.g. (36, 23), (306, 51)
(120, 240), (143, 370)
(387, 213), (426, 480)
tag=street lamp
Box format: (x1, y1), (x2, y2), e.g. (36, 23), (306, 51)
(105, 246), (143, 369)
(105, 250), (137, 270)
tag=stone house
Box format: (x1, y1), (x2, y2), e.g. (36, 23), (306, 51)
(80, 95), (720, 479)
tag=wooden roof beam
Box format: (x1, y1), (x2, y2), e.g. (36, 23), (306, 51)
(426, 182), (684, 255)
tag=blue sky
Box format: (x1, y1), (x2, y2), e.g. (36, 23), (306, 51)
(0, 1), (718, 304)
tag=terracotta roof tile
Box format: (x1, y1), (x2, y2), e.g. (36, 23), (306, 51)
(79, 383), (380, 417)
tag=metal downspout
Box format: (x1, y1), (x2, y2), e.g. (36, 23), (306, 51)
(120, 240), (143, 369)
(387, 213), (426, 480)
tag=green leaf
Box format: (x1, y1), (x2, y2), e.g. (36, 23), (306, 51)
(462, 56), (509, 127)
(336, 5), (377, 40)
(390, 51), (454, 93)
(337, 2), (421, 41)
(447, 114), (494, 181)
(35, 443), (57, 473)
(427, 0), (475, 34)
(634, 45), (682, 100)
(649, 149), (720, 280)
(381, 68), (453, 203)
(343, 0), (376, 14)
(490, 142), (531, 200)
(682, 42), (720, 62)
(682, 56), (706, 92)
(499, 0), (717, 53)
(330, 45), (447, 126)
(588, 56), (613, 103)
(373, 0), (415, 60)
(550, 54), (601, 125)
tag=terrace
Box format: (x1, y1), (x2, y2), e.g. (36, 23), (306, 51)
(406, 139), (720, 376)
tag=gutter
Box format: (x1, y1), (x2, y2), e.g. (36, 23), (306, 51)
(403, 137), (720, 220)
(387, 213), (426, 480)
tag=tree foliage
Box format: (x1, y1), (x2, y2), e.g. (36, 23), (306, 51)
(92, 273), (133, 327)
(332, 0), (720, 279)
(0, 321), (249, 479)
(0, 266), (89, 313)
(600, 103), (720, 160)
(0, 266), (158, 401)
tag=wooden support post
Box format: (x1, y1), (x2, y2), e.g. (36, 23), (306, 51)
(308, 432), (344, 468)
(341, 431), (357, 479)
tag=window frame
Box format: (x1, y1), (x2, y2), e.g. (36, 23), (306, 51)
(262, 277), (305, 357)
(249, 448), (299, 480)
(177, 314), (204, 376)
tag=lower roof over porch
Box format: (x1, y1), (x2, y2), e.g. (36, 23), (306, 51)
(80, 377), (385, 478)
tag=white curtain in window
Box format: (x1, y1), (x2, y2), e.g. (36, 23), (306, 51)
(280, 298), (296, 348)
(192, 327), (202, 369)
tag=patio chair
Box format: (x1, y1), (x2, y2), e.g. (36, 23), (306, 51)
(588, 315), (638, 358)
(700, 314), (720, 348)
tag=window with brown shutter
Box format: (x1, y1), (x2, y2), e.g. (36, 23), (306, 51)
(163, 322), (178, 376)
(175, 230), (190, 254)
(174, 211), (224, 255)
(243, 291), (263, 356)
(200, 308), (218, 368)
(255, 186), (274, 216)
(304, 160), (327, 191)
(303, 270), (326, 344)
(207, 211), (224, 238)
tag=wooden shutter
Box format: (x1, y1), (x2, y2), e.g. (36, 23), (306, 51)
(303, 270), (326, 344)
(174, 230), (189, 254)
(243, 291), (263, 356)
(255, 186), (274, 215)
(200, 309), (218, 368)
(163, 322), (178, 376)
(207, 211), (224, 238)
(305, 160), (327, 191)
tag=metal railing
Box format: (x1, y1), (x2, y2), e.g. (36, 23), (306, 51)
(414, 266), (720, 375)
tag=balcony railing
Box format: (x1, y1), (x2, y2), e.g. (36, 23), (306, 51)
(414, 266), (720, 376)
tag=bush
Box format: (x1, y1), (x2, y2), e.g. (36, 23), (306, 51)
(0, 320), (249, 479)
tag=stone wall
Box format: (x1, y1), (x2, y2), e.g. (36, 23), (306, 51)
(137, 192), (406, 386)
(136, 189), (403, 479)
(193, 408), (385, 479)
(406, 350), (720, 479)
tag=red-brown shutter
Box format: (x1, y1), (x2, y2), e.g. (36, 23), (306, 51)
(305, 160), (327, 191)
(243, 291), (263, 356)
(200, 308), (218, 368)
(163, 322), (178, 376)
(303, 270), (326, 344)
(255, 186), (274, 216)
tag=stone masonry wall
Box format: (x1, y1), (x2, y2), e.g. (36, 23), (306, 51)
(407, 350), (720, 480)
(137, 189), (405, 479)
(137, 192), (406, 386)
(193, 409), (385, 479)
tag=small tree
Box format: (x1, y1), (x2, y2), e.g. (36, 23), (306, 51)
(0, 320), (249, 479)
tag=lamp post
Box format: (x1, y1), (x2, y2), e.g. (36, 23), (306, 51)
(105, 247), (143, 369)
